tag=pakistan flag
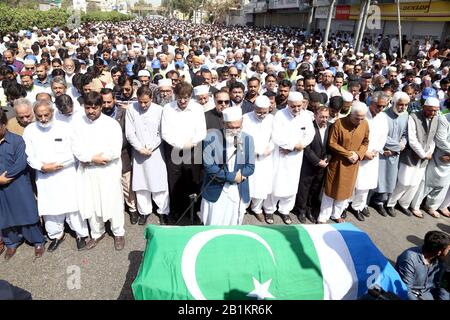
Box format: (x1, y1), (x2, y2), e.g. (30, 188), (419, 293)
(132, 223), (407, 300)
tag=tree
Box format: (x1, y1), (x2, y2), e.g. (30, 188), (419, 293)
(203, 0), (237, 24)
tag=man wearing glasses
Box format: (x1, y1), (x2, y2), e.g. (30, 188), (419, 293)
(348, 92), (389, 221)
(161, 82), (207, 224)
(205, 90), (230, 130)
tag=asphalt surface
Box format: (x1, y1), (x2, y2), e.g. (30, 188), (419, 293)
(1, 206), (449, 300)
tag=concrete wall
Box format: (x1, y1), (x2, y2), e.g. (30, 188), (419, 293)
(254, 12), (309, 28)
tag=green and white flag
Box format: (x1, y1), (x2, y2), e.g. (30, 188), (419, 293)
(132, 223), (407, 300)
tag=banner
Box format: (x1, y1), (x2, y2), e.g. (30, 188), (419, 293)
(349, 1), (450, 22)
(132, 223), (408, 300)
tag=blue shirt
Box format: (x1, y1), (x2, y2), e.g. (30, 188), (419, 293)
(395, 246), (449, 300)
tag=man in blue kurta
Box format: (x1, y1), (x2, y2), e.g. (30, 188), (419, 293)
(0, 109), (45, 260)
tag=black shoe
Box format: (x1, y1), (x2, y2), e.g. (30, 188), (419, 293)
(372, 203), (387, 217)
(395, 203), (412, 216)
(354, 210), (365, 221)
(385, 206), (396, 217)
(306, 211), (317, 224)
(297, 211), (307, 224)
(76, 236), (89, 250)
(159, 215), (170, 225)
(138, 214), (149, 225)
(361, 207), (370, 217)
(341, 210), (347, 219)
(130, 210), (139, 225)
(47, 236), (65, 252)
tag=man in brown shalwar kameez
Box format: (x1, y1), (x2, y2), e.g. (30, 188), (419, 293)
(317, 102), (370, 223)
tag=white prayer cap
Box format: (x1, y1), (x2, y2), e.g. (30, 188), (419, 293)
(222, 107), (242, 122)
(424, 97), (440, 107)
(288, 91), (303, 103)
(23, 59), (35, 66)
(194, 85), (209, 96)
(138, 69), (151, 78)
(323, 69), (334, 76)
(79, 38), (86, 44)
(254, 95), (271, 109)
(216, 55), (225, 62)
(388, 66), (397, 73)
(252, 55), (261, 63)
(49, 46), (57, 51)
(158, 79), (172, 88)
(342, 90), (354, 102)
(356, 52), (364, 57)
(3, 36), (10, 42)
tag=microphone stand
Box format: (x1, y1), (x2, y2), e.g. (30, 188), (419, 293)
(174, 136), (240, 226)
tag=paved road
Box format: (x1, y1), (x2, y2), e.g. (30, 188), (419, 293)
(1, 207), (449, 300)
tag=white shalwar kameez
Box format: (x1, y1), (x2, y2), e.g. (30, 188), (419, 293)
(72, 114), (125, 239)
(23, 121), (88, 240)
(264, 107), (315, 215)
(242, 112), (274, 214)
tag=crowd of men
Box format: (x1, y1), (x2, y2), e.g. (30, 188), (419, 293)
(0, 18), (449, 270)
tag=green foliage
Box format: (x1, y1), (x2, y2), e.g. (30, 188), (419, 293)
(0, 4), (133, 33)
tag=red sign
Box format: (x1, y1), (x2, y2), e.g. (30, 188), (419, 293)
(335, 5), (351, 20)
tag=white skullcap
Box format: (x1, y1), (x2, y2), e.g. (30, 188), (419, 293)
(288, 91), (303, 103)
(254, 95), (271, 109)
(252, 55), (261, 63)
(424, 97), (440, 107)
(137, 69), (151, 77)
(158, 79), (172, 88)
(49, 46), (56, 51)
(23, 59), (35, 65)
(222, 107), (242, 122)
(194, 85), (209, 96)
(323, 69), (334, 76)
(3, 36), (10, 42)
(388, 66), (397, 73)
(342, 90), (354, 102)
(216, 55), (225, 62)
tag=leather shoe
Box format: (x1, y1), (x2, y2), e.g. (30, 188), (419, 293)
(138, 214), (149, 225)
(114, 236), (125, 251)
(385, 206), (396, 217)
(4, 247), (17, 261)
(0, 240), (4, 257)
(372, 203), (388, 217)
(76, 236), (89, 250)
(297, 212), (307, 224)
(306, 211), (317, 224)
(47, 236), (65, 252)
(85, 233), (106, 250)
(361, 207), (370, 217)
(34, 244), (45, 258)
(354, 210), (365, 221)
(395, 203), (412, 217)
(130, 210), (139, 225)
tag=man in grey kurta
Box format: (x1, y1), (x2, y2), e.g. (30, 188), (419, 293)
(410, 114), (450, 217)
(125, 86), (170, 225)
(370, 92), (409, 217)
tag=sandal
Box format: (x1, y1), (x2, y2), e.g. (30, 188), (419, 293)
(426, 209), (440, 218)
(438, 208), (450, 218)
(281, 214), (292, 225)
(411, 209), (424, 219)
(265, 214), (274, 224)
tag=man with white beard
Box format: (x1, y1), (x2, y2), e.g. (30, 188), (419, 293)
(72, 91), (125, 251)
(242, 95), (274, 222)
(264, 92), (315, 225)
(23, 100), (89, 252)
(370, 92), (409, 217)
(154, 79), (174, 107)
(201, 107), (255, 225)
(386, 97), (440, 218)
(348, 92), (389, 221)
(194, 85), (214, 112)
(125, 86), (171, 226)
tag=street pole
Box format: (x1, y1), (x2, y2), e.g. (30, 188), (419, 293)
(323, 0), (336, 48)
(354, 0), (367, 50)
(397, 0), (403, 57)
(306, 2), (315, 34)
(355, 0), (371, 53)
